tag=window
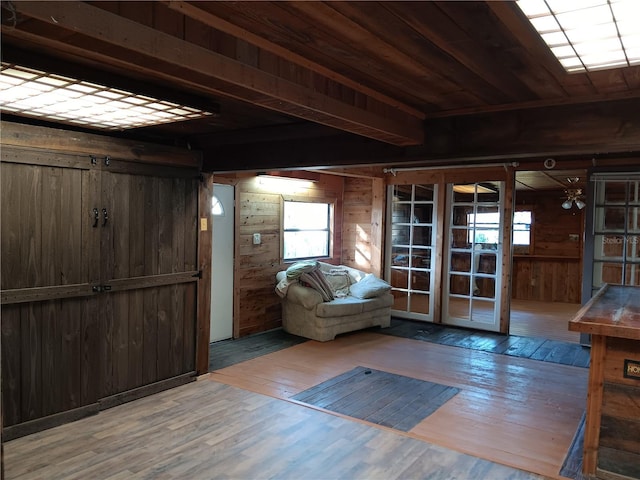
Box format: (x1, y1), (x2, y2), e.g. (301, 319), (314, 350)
(283, 200), (331, 260)
(466, 210), (532, 246)
(211, 195), (224, 216)
(467, 212), (501, 245)
(513, 211), (533, 246)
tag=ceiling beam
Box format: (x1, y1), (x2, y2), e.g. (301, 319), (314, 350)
(201, 99), (640, 171)
(192, 123), (341, 148)
(422, 98), (640, 159)
(10, 1), (424, 146)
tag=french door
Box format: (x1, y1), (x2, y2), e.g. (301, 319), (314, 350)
(589, 175), (640, 293)
(386, 184), (437, 321)
(443, 182), (504, 331)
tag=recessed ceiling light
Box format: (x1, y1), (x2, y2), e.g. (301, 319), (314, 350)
(516, 0), (640, 73)
(0, 62), (214, 130)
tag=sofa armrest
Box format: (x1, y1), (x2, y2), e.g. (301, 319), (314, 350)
(285, 283), (323, 309)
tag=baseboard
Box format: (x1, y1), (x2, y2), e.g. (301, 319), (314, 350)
(99, 372), (196, 410)
(2, 403), (100, 442)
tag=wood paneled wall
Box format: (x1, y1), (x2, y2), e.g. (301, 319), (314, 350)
(341, 177), (385, 276)
(599, 337), (640, 478)
(512, 189), (584, 303)
(233, 174), (346, 337)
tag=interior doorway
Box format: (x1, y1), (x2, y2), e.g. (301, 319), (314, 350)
(510, 169), (587, 343)
(210, 184), (234, 342)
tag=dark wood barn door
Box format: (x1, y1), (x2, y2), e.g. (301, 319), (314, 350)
(1, 142), (200, 438)
(1, 148), (101, 434)
(98, 165), (199, 402)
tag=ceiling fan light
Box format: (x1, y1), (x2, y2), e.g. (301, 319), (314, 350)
(562, 199), (573, 209)
(575, 199), (586, 209)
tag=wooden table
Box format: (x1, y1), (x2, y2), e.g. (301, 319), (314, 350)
(569, 284), (640, 480)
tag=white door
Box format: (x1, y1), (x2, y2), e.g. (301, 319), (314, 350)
(210, 184), (234, 342)
(386, 184), (438, 321)
(443, 182), (504, 332)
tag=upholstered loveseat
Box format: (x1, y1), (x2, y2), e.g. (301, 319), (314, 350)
(275, 261), (393, 341)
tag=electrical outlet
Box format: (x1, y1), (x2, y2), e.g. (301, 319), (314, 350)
(253, 233), (261, 245)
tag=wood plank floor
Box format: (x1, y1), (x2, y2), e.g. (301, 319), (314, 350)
(4, 378), (546, 480)
(509, 300), (581, 343)
(212, 332), (588, 479)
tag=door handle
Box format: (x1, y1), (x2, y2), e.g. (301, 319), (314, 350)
(93, 208), (99, 228)
(102, 208), (108, 227)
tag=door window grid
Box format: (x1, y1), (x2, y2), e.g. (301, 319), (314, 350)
(445, 182), (503, 330)
(387, 184), (436, 320)
(592, 178), (640, 293)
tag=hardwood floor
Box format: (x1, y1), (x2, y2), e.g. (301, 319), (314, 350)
(4, 378), (545, 480)
(212, 332), (588, 479)
(5, 330), (587, 480)
(509, 299), (581, 343)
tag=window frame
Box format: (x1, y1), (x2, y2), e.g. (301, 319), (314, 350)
(281, 195), (335, 262)
(512, 205), (534, 255)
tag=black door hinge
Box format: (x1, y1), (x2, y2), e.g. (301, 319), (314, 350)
(192, 270), (203, 279)
(92, 284), (113, 293)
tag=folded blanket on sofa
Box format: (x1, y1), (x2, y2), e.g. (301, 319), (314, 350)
(299, 270), (334, 302)
(285, 260), (318, 280)
(275, 260), (334, 301)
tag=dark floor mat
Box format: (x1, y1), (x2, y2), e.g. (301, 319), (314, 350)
(292, 366), (459, 432)
(381, 318), (591, 368)
(209, 329), (307, 371)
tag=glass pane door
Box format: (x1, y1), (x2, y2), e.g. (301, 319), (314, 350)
(386, 184), (437, 321)
(592, 178), (640, 293)
(443, 182), (503, 331)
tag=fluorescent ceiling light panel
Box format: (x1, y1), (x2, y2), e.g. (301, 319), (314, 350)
(516, 0), (640, 72)
(0, 63), (214, 130)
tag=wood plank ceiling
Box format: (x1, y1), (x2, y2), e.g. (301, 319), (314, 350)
(2, 1), (640, 171)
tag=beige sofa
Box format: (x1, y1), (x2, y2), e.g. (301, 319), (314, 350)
(275, 262), (393, 342)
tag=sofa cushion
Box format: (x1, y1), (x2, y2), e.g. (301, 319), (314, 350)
(315, 297), (364, 317)
(349, 274), (392, 299)
(360, 293), (393, 312)
(314, 293), (393, 317)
